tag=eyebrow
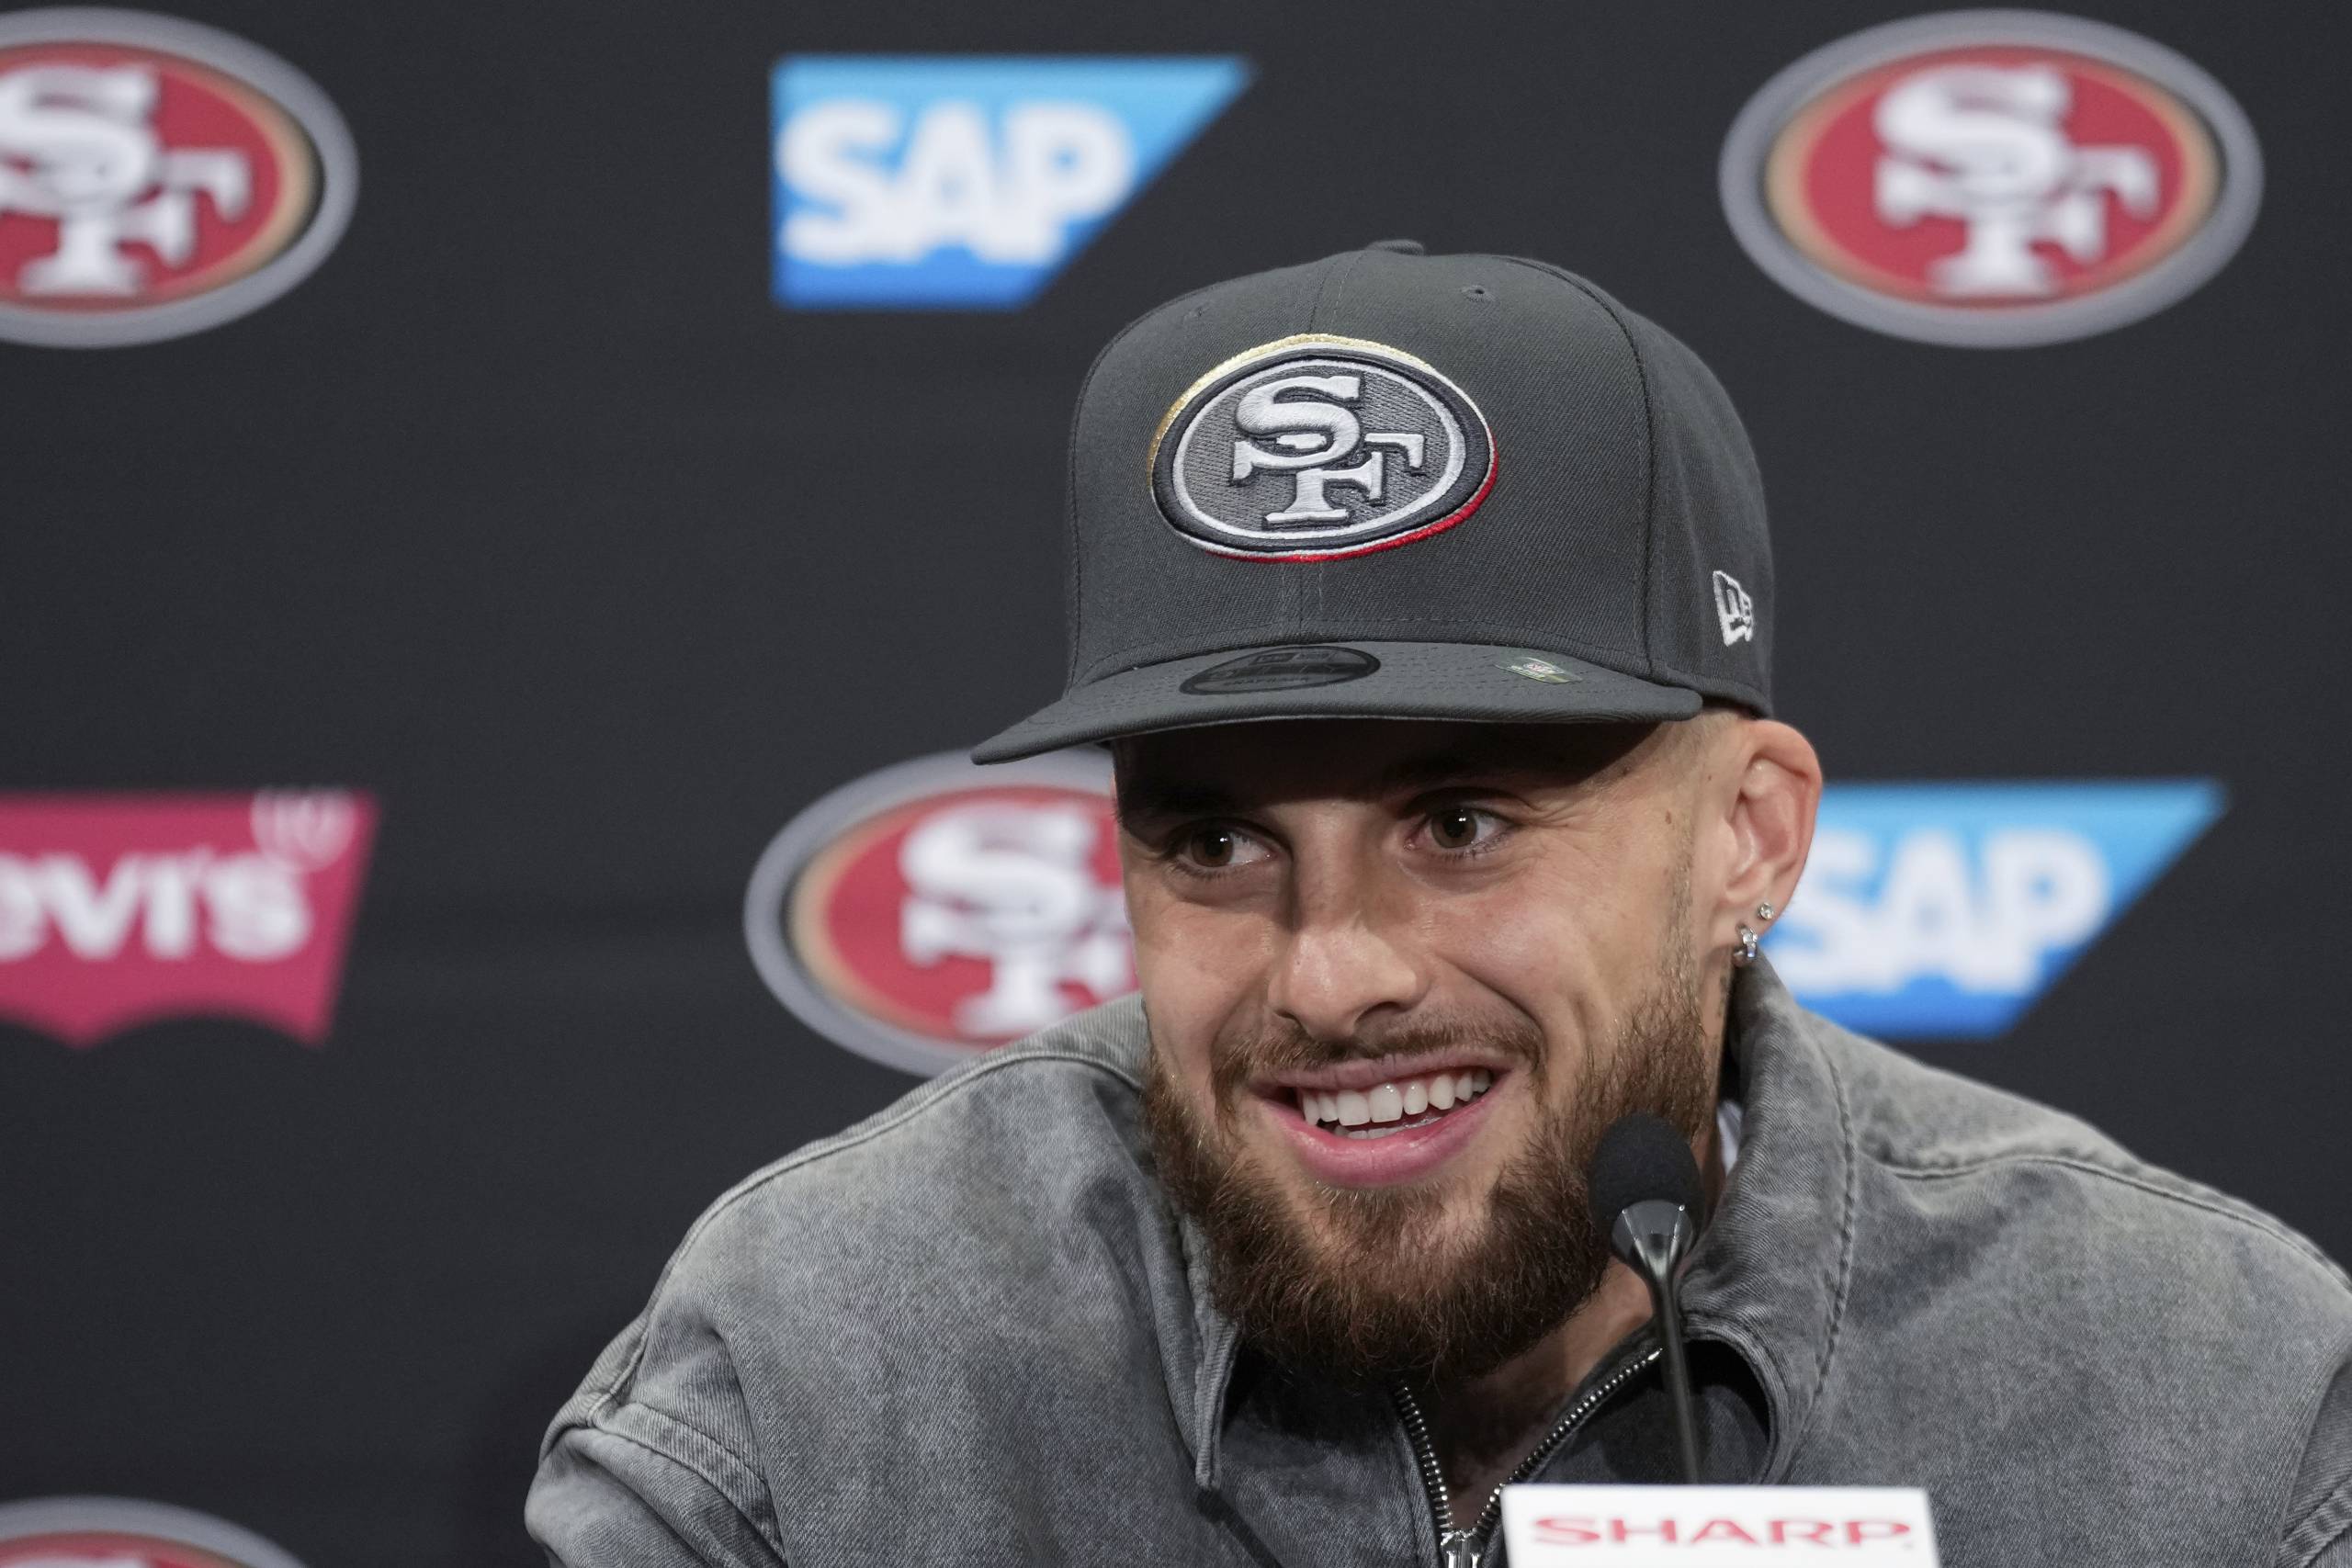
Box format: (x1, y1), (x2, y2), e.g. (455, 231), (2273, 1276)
(1114, 733), (1612, 829)
(1113, 781), (1242, 833)
(1366, 744), (1576, 796)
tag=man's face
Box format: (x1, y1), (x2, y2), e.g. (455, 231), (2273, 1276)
(1118, 717), (1724, 1383)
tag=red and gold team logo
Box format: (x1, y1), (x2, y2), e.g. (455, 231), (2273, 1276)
(0, 10), (356, 347)
(0, 1496), (309, 1568)
(0, 1535), (250, 1568)
(744, 752), (1135, 1076)
(1721, 11), (2260, 346)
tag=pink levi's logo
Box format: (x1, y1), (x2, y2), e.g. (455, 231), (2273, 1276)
(0, 792), (377, 1046)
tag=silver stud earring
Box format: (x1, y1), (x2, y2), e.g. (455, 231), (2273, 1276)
(1757, 900), (1775, 924)
(1733, 924), (1760, 967)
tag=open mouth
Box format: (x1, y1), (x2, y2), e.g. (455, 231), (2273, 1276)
(1294, 1068), (1497, 1140)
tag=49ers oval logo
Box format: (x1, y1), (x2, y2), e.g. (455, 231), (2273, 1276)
(0, 1495), (310, 1568)
(1720, 11), (2260, 346)
(0, 10), (357, 347)
(744, 752), (1136, 1077)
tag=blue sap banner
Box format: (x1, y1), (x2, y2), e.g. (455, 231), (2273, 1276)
(773, 55), (1250, 309)
(1770, 782), (2226, 1039)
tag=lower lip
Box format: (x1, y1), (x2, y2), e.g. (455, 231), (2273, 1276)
(1260, 1078), (1505, 1187)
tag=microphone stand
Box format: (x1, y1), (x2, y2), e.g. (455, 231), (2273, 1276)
(1611, 1200), (1702, 1484)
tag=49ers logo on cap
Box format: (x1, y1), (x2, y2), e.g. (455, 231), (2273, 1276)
(1721, 11), (2260, 347)
(1150, 334), (1495, 560)
(0, 9), (357, 347)
(744, 752), (1134, 1077)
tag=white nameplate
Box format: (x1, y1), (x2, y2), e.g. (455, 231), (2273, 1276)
(1500, 1484), (1939, 1564)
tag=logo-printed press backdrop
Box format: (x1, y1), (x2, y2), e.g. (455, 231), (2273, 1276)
(6, 2), (2346, 1562)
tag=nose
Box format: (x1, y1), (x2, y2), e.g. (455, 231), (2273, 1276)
(1265, 876), (1428, 1043)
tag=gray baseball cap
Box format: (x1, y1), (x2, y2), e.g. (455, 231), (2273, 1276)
(972, 242), (1772, 763)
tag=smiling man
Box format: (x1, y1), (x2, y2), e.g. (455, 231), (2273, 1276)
(528, 245), (2352, 1567)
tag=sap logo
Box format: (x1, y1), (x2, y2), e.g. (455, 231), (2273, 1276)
(1769, 782), (2223, 1038)
(772, 55), (1249, 309)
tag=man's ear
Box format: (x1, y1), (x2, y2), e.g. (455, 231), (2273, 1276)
(1708, 718), (1822, 955)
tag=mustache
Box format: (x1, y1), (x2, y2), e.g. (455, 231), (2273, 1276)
(1207, 1010), (1549, 1105)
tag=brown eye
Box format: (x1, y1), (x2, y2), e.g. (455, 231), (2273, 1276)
(1165, 822), (1271, 876)
(1185, 827), (1238, 867)
(1428, 807), (1481, 851)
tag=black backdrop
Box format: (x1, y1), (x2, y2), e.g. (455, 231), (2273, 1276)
(6, 3), (2348, 1563)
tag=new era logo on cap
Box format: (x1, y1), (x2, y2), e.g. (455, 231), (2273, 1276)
(1713, 570), (1756, 645)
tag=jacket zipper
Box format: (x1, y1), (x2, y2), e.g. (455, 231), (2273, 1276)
(1392, 1345), (1664, 1568)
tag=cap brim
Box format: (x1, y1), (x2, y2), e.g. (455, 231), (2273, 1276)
(972, 641), (1702, 762)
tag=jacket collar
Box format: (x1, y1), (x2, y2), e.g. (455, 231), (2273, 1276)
(1678, 957), (1857, 1481)
(1149, 957), (1857, 1487)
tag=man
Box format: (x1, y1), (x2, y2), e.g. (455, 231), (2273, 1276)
(527, 243), (2352, 1566)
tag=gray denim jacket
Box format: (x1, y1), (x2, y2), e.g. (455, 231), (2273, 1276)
(527, 963), (2352, 1566)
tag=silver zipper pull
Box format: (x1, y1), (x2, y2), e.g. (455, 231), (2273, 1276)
(1439, 1528), (1483, 1568)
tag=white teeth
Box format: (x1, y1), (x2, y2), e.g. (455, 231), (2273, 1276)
(1297, 1068), (1498, 1132)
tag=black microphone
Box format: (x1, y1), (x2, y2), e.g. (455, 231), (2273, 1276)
(1589, 1112), (1707, 1484)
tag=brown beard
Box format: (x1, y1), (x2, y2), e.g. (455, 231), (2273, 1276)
(1143, 912), (1715, 1386)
